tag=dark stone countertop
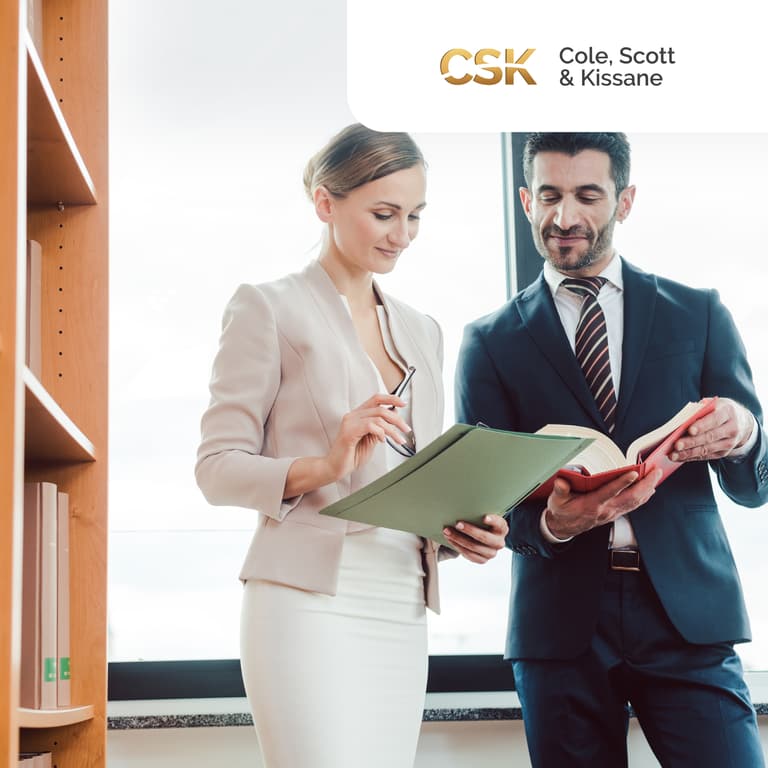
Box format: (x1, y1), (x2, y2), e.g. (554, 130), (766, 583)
(108, 702), (768, 729)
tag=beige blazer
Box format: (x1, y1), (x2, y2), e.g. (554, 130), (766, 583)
(195, 259), (449, 611)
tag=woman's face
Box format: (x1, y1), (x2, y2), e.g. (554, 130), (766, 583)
(322, 164), (427, 275)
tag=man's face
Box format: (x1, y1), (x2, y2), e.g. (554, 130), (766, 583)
(519, 149), (635, 276)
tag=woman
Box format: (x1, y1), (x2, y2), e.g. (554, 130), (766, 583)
(195, 124), (507, 768)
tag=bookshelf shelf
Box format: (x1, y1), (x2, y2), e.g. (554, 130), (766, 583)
(18, 705), (94, 729)
(24, 368), (96, 463)
(26, 34), (96, 206)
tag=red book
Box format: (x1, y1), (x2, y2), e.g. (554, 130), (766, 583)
(527, 398), (717, 500)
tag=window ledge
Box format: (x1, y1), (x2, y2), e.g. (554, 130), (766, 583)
(107, 683), (768, 729)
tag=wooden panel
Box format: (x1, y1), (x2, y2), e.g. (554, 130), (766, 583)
(19, 717), (105, 768)
(27, 40), (96, 206)
(0, 0), (25, 764)
(41, 0), (109, 198)
(27, 203), (107, 444)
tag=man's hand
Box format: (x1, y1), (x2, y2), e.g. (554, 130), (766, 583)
(669, 397), (754, 462)
(443, 514), (509, 564)
(544, 468), (662, 540)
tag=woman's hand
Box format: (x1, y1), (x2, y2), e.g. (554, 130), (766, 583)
(283, 394), (409, 499)
(325, 393), (411, 481)
(442, 514), (509, 564)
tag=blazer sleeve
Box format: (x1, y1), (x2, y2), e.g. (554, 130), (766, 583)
(195, 284), (303, 520)
(455, 322), (518, 430)
(703, 289), (768, 507)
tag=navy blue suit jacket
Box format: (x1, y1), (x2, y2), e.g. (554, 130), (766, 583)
(455, 259), (768, 660)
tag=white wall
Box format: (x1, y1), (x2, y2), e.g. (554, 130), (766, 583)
(107, 718), (768, 767)
(107, 687), (768, 768)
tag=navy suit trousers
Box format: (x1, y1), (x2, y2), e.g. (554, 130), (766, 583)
(512, 563), (765, 768)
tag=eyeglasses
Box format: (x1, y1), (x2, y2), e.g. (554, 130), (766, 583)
(386, 366), (416, 458)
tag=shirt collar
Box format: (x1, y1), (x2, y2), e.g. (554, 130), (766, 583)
(543, 253), (624, 296)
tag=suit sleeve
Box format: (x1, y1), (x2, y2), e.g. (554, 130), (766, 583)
(455, 322), (517, 429)
(703, 290), (768, 507)
(195, 284), (302, 520)
(455, 321), (561, 556)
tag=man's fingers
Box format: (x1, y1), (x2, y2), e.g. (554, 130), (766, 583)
(684, 408), (727, 438)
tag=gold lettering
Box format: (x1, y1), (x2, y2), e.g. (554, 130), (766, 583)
(504, 48), (536, 85)
(440, 48), (472, 85)
(473, 48), (502, 85)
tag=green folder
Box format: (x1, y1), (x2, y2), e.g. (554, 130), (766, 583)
(319, 423), (592, 548)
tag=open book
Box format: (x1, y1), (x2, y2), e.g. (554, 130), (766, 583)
(527, 398), (717, 500)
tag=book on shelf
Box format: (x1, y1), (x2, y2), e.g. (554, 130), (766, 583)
(21, 482), (58, 710)
(57, 491), (71, 707)
(320, 423), (589, 547)
(25, 240), (42, 379)
(18, 753), (52, 767)
(527, 398), (717, 500)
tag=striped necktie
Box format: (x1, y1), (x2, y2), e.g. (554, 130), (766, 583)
(561, 276), (617, 432)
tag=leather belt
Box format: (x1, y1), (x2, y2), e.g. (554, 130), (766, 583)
(609, 548), (641, 572)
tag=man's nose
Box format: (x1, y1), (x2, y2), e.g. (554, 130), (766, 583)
(553, 198), (580, 231)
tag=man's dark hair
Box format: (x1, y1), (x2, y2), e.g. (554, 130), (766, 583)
(522, 133), (631, 197)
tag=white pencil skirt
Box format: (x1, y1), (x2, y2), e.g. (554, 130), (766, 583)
(240, 527), (428, 768)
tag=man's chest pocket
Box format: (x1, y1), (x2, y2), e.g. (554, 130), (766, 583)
(642, 338), (698, 363)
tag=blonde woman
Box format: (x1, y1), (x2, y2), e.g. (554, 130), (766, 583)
(196, 124), (507, 768)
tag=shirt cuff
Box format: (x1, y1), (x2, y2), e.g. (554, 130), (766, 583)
(539, 507), (574, 544)
(727, 414), (759, 462)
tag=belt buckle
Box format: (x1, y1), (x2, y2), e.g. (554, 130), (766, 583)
(610, 548), (640, 572)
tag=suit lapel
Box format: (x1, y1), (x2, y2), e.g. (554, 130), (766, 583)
(301, 259), (379, 405)
(517, 275), (606, 429)
(375, 286), (441, 451)
(614, 260), (658, 435)
(300, 260), (388, 493)
(301, 260), (440, 464)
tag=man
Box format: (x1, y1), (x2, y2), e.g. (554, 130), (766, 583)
(455, 133), (768, 767)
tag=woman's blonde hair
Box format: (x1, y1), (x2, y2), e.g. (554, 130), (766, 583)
(303, 123), (424, 200)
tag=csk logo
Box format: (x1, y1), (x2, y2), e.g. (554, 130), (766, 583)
(440, 48), (536, 85)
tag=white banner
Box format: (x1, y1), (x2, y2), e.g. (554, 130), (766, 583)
(347, 0), (764, 132)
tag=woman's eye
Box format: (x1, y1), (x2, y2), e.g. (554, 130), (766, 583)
(373, 212), (392, 221)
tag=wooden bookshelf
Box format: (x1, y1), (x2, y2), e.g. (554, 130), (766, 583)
(1, 0), (108, 766)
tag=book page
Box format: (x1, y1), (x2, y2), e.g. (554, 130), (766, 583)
(535, 423), (627, 473)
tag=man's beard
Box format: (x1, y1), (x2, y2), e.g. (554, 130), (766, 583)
(536, 215), (617, 272)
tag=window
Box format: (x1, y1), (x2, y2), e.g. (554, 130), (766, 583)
(107, 130), (509, 664)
